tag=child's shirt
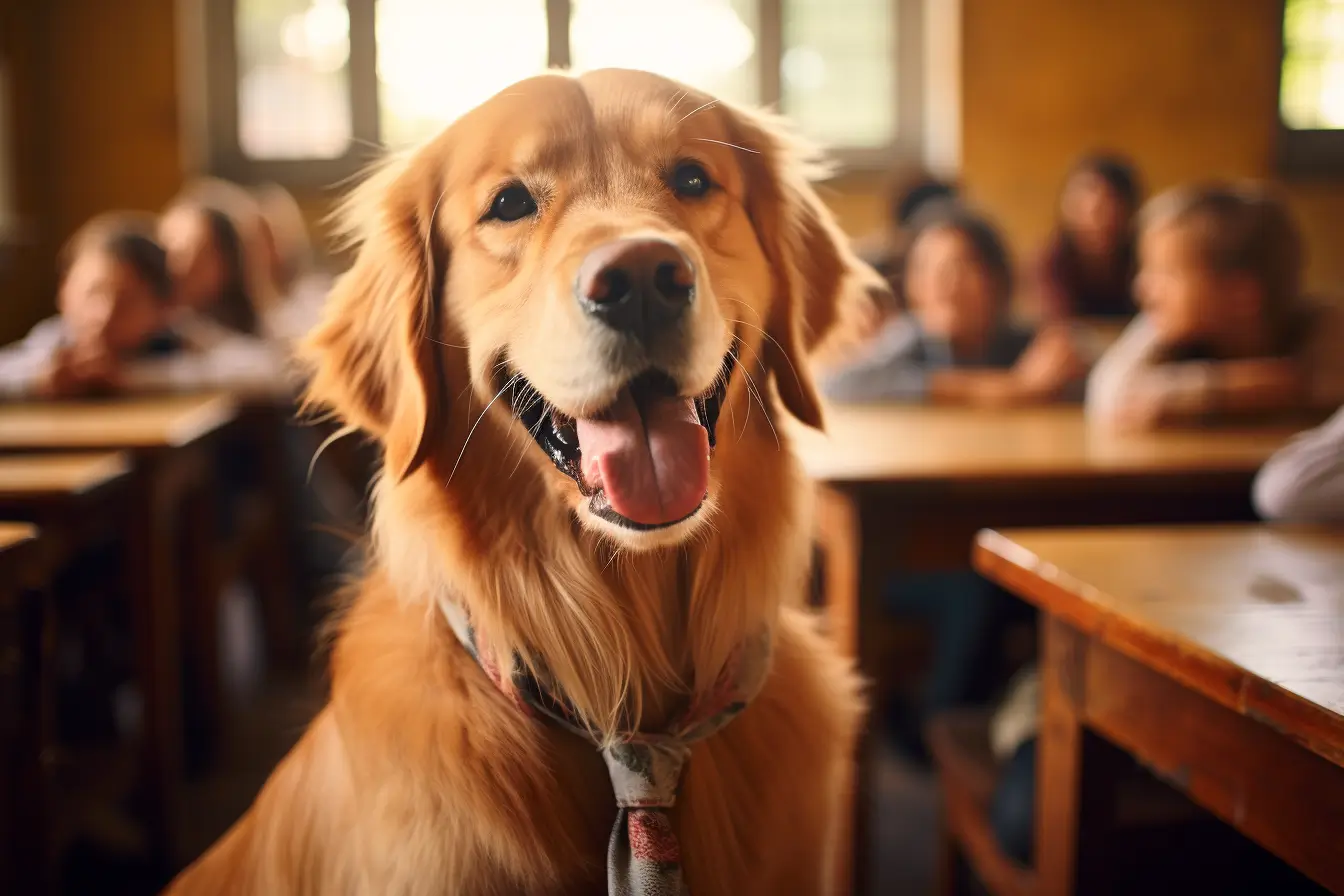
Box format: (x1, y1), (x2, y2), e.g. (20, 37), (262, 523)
(1253, 404), (1344, 523)
(0, 317), (68, 397)
(1034, 232), (1136, 322)
(261, 271), (332, 345)
(817, 314), (1035, 402)
(1086, 303), (1344, 425)
(0, 313), (293, 399)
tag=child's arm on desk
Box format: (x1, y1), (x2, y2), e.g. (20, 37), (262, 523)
(815, 316), (935, 402)
(122, 318), (294, 396)
(0, 317), (72, 398)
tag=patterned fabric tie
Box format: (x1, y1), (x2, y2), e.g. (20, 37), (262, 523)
(441, 602), (772, 896)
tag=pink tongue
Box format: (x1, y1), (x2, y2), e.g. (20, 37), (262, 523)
(576, 390), (709, 527)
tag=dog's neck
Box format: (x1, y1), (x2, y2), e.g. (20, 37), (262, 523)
(375, 464), (804, 736)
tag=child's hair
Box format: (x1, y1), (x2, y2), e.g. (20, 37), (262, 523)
(1140, 182), (1306, 349)
(59, 212), (174, 302)
(164, 196), (261, 336)
(906, 201), (1015, 307)
(199, 204), (260, 336)
(254, 182), (314, 289)
(890, 174), (959, 230)
(1064, 153), (1142, 214)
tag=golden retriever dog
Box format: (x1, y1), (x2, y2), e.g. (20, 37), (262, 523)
(168, 68), (875, 895)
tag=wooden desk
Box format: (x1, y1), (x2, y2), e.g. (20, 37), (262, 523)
(792, 405), (1297, 893)
(0, 394), (237, 451)
(0, 396), (238, 868)
(0, 524), (42, 895)
(0, 452), (131, 501)
(793, 405), (1295, 485)
(974, 525), (1344, 895)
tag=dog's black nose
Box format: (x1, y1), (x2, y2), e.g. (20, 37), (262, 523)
(576, 238), (695, 340)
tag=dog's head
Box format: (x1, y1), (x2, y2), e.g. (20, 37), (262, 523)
(304, 69), (875, 551)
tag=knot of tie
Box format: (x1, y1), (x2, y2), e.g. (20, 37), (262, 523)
(602, 741), (691, 895)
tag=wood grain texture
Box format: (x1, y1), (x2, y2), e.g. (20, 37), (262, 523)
(1080, 635), (1344, 894)
(0, 452), (130, 498)
(0, 523), (36, 556)
(978, 526), (1344, 893)
(790, 406), (1297, 485)
(0, 395), (237, 450)
(974, 525), (1344, 766)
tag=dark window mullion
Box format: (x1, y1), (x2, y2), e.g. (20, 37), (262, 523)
(548, 0), (572, 69)
(759, 0), (782, 108)
(349, 0), (380, 147)
(209, 0), (243, 173)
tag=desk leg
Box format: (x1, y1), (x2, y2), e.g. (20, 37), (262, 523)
(181, 469), (223, 768)
(1, 557), (51, 896)
(1037, 616), (1122, 896)
(247, 408), (300, 670)
(127, 462), (184, 867)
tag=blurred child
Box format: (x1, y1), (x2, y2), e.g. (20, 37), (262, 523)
(252, 182), (313, 296)
(1254, 404), (1344, 523)
(159, 176), (293, 332)
(1034, 154), (1141, 321)
(1087, 182), (1344, 431)
(858, 171), (959, 296)
(0, 213), (176, 397)
(819, 202), (1087, 405)
(158, 196), (263, 337)
(0, 213), (288, 399)
(251, 182), (331, 343)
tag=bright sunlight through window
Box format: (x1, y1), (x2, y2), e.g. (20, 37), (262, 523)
(1281, 0), (1344, 130)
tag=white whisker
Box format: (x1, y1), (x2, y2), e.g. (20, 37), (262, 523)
(422, 335), (469, 349)
(727, 313), (809, 402)
(447, 374), (519, 486)
(690, 137), (759, 154)
(677, 99), (719, 124)
(307, 424), (357, 484)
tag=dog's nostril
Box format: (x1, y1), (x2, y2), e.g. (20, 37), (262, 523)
(653, 261), (693, 305)
(592, 268), (633, 304)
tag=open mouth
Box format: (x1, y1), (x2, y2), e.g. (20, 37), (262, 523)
(506, 344), (738, 531)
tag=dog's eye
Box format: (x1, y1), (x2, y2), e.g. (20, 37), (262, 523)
(670, 161), (713, 199)
(485, 184), (538, 222)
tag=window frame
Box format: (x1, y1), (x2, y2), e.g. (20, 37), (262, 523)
(183, 0), (924, 185)
(1275, 0), (1344, 178)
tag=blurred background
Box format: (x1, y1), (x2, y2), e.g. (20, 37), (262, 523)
(0, 2), (1342, 895)
(3, 0), (1344, 333)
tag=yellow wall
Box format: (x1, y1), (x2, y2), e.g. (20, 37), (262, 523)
(960, 0), (1344, 296)
(1, 0), (182, 343)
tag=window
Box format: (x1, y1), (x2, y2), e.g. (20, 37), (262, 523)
(191, 0), (923, 183)
(1278, 0), (1344, 175)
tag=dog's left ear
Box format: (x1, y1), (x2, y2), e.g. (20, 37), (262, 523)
(726, 106), (884, 430)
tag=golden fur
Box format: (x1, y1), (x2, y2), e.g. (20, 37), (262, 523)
(168, 69), (871, 895)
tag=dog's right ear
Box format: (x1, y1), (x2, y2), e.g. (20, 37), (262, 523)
(300, 147), (449, 480)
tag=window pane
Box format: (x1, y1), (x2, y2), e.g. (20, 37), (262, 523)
(781, 0), (895, 148)
(377, 0), (549, 149)
(236, 0), (353, 159)
(1281, 0), (1344, 130)
(569, 0), (759, 106)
